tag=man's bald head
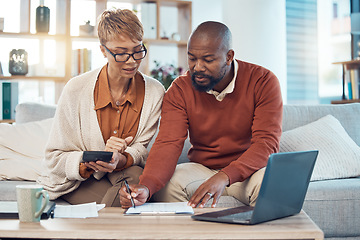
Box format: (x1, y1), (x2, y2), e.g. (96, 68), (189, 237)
(189, 21), (232, 51)
(187, 21), (235, 93)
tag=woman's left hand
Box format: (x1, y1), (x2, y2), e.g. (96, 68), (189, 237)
(84, 136), (133, 173)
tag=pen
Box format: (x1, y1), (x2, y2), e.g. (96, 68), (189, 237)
(124, 179), (135, 208)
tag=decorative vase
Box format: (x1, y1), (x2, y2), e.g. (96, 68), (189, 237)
(79, 21), (94, 36)
(36, 0), (50, 33)
(9, 49), (28, 75)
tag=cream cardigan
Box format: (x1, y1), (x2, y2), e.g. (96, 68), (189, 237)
(37, 68), (165, 200)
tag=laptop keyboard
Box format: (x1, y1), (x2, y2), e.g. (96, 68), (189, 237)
(220, 210), (253, 221)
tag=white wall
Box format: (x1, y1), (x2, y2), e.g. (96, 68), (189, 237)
(177, 0), (288, 102)
(221, 0), (287, 102)
(191, 0), (223, 30)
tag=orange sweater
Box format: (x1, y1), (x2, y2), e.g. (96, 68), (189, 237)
(140, 60), (283, 196)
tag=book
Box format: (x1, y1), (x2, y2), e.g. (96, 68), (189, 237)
(344, 67), (352, 99)
(349, 69), (359, 99)
(2, 82), (18, 120)
(72, 48), (92, 77)
(343, 65), (360, 100)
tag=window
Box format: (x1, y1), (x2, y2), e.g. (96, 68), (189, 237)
(318, 0), (351, 102)
(286, 0), (319, 104)
(286, 0), (351, 104)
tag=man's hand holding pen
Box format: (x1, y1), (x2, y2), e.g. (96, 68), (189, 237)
(120, 183), (150, 208)
(124, 180), (135, 208)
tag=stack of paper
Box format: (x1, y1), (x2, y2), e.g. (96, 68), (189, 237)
(54, 202), (105, 218)
(125, 202), (194, 215)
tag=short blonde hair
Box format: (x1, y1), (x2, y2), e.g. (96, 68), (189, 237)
(97, 8), (143, 45)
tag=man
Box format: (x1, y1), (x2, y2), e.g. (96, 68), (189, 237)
(120, 21), (283, 208)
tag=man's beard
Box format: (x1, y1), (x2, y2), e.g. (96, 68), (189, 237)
(191, 65), (227, 92)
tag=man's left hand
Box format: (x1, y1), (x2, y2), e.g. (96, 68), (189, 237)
(188, 171), (230, 208)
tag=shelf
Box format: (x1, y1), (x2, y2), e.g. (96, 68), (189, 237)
(0, 76), (65, 82)
(333, 59), (360, 67)
(0, 119), (15, 124)
(116, 0), (191, 8)
(158, 0), (191, 7)
(69, 37), (187, 46)
(145, 39), (188, 46)
(332, 59), (360, 102)
(71, 35), (98, 41)
(0, 31), (67, 40)
(331, 99), (360, 104)
(0, 0), (192, 103)
(333, 59), (360, 64)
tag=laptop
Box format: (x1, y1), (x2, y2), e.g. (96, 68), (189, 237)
(0, 200), (56, 219)
(192, 150), (318, 225)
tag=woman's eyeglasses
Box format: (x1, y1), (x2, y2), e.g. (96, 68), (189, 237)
(102, 44), (147, 62)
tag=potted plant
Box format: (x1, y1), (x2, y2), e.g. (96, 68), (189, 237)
(150, 60), (183, 89)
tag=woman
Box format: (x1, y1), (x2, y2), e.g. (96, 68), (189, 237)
(37, 9), (165, 207)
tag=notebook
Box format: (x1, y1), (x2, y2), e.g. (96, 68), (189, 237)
(0, 200), (56, 219)
(192, 150), (318, 225)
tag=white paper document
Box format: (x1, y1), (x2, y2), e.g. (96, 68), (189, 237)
(54, 202), (105, 218)
(125, 202), (194, 215)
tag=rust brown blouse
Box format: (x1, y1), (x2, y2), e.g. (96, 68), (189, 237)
(93, 64), (145, 170)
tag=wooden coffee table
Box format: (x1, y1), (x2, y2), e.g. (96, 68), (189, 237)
(0, 207), (323, 240)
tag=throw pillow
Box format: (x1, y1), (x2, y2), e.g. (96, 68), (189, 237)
(280, 114), (360, 181)
(0, 118), (53, 181)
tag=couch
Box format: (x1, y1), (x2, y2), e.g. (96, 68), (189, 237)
(1, 102), (359, 240)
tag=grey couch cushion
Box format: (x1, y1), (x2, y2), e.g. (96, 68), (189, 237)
(147, 128), (191, 164)
(0, 180), (35, 201)
(0, 180), (68, 205)
(283, 104), (360, 239)
(283, 103), (360, 146)
(15, 102), (57, 124)
(304, 177), (360, 238)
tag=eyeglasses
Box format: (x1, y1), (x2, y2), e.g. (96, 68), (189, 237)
(102, 44), (147, 62)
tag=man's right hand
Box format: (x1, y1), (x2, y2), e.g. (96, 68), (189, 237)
(119, 184), (150, 209)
